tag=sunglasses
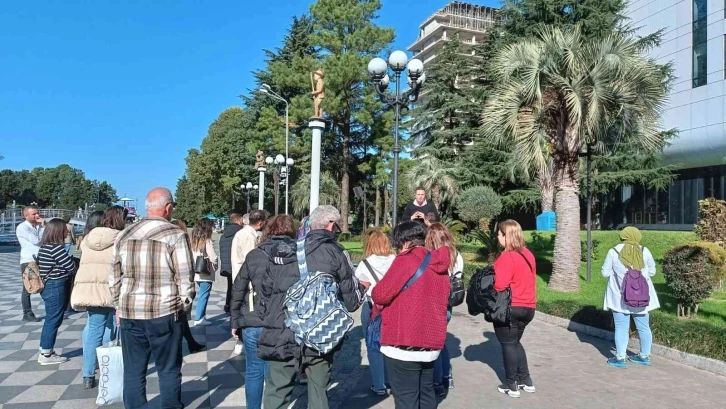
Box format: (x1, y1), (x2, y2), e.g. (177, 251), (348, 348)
(332, 222), (342, 233)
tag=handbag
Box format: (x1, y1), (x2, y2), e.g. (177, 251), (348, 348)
(365, 251), (431, 350)
(23, 257), (45, 294)
(194, 247), (216, 279)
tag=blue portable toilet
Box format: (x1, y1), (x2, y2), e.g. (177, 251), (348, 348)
(536, 211), (556, 231)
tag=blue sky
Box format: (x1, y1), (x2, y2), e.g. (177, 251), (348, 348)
(0, 0), (500, 212)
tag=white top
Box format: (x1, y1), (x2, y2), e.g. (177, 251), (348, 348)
(16, 221), (44, 264)
(354, 254), (396, 297)
(452, 252), (464, 275)
(601, 244), (660, 314)
(231, 225), (258, 281)
(381, 346), (440, 362)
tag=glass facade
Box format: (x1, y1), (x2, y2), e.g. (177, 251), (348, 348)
(693, 0), (708, 88)
(596, 165), (726, 229)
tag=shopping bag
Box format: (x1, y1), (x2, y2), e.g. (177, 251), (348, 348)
(96, 337), (123, 405)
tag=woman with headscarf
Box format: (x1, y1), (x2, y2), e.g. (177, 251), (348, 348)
(602, 227), (660, 368)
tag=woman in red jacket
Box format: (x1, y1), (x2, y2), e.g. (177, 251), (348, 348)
(371, 221), (451, 409)
(493, 219), (536, 398)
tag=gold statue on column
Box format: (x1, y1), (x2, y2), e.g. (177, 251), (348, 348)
(310, 68), (325, 118)
(254, 150), (265, 170)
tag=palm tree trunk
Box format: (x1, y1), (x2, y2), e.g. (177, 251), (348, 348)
(538, 163), (554, 213)
(549, 157), (582, 292)
(375, 185), (381, 226)
(431, 184), (441, 209)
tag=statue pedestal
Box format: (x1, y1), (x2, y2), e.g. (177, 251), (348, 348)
(308, 119), (325, 213)
(257, 167), (266, 210)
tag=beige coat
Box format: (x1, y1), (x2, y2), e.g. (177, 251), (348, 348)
(231, 225), (258, 281)
(193, 239), (218, 283)
(71, 227), (120, 309)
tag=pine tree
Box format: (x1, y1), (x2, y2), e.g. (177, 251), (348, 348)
(309, 0), (395, 232)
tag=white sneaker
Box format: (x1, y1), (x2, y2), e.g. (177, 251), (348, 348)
(194, 318), (211, 326)
(38, 352), (69, 365)
(233, 341), (243, 355)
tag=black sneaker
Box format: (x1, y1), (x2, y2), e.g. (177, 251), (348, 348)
(497, 383), (521, 398)
(23, 312), (39, 322)
(434, 383), (446, 396)
(83, 377), (96, 389)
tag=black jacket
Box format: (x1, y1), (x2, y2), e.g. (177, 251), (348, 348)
(257, 230), (365, 362)
(402, 201), (439, 223)
(230, 239), (272, 330)
(466, 265), (511, 324)
(219, 224), (242, 274)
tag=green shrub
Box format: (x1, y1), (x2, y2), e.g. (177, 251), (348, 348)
(694, 198), (726, 249)
(455, 186), (503, 224)
(580, 239), (600, 262)
(663, 243), (719, 317)
(530, 231), (555, 252)
(337, 232), (352, 242)
(381, 224), (392, 235)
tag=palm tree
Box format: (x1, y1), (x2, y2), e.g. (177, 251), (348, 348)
(482, 26), (668, 292)
(407, 149), (460, 210)
(289, 172), (341, 218)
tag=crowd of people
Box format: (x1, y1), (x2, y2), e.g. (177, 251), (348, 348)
(13, 185), (661, 409)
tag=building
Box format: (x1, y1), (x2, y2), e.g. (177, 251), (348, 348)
(407, 2), (497, 67)
(406, 2), (498, 150)
(598, 0), (726, 230)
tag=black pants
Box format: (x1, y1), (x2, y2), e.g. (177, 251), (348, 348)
(223, 272), (232, 310)
(385, 356), (436, 409)
(180, 309), (199, 347)
(20, 263), (32, 314)
(120, 314), (183, 409)
(264, 353), (333, 409)
(494, 306), (535, 385)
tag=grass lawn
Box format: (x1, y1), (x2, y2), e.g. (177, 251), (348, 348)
(342, 230), (726, 361)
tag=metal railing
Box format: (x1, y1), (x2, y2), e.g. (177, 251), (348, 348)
(0, 208), (89, 243)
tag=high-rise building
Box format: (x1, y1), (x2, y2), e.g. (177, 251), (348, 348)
(601, 0), (726, 229)
(407, 2), (497, 66)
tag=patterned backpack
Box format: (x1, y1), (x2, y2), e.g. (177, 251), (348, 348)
(284, 236), (354, 355)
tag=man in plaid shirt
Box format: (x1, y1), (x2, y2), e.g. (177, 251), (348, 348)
(110, 187), (194, 409)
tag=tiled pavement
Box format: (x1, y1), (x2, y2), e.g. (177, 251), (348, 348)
(1, 245), (726, 408)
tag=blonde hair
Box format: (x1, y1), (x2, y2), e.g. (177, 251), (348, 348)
(364, 229), (394, 258)
(498, 219), (525, 252)
(425, 223), (457, 271)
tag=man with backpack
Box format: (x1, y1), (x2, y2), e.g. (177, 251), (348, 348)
(259, 206), (366, 409)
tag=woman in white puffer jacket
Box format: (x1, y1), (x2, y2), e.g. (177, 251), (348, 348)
(71, 206), (125, 390)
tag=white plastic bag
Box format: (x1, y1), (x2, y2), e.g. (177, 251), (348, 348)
(96, 337), (124, 406)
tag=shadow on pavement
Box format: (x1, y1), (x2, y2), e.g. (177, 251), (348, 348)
(463, 331), (505, 382)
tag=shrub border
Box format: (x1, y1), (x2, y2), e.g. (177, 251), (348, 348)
(535, 311), (726, 376)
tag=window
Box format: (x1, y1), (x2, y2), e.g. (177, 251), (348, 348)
(693, 0), (708, 87)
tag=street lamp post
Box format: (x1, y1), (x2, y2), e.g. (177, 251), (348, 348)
(244, 182), (257, 213)
(259, 85), (291, 213)
(285, 157), (294, 214)
(266, 154), (286, 215)
(367, 51), (426, 226)
(257, 167), (266, 211)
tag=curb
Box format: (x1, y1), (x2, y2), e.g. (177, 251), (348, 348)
(535, 311), (726, 377)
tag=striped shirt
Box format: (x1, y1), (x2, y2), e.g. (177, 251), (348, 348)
(37, 244), (77, 280)
(110, 217), (194, 320)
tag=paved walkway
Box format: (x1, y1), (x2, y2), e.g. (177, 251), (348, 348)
(0, 247), (725, 408)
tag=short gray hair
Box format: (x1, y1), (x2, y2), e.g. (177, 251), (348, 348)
(145, 187), (173, 210)
(242, 213), (250, 225)
(309, 205), (341, 230)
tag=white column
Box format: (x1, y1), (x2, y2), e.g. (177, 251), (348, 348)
(258, 168), (266, 210)
(309, 120), (325, 213)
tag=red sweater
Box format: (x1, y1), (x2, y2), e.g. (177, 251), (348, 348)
(493, 248), (537, 308)
(371, 246), (450, 350)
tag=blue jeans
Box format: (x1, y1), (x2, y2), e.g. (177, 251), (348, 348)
(434, 307), (453, 383)
(612, 311), (652, 359)
(121, 314), (183, 409)
(64, 243), (72, 254)
(195, 282), (212, 320)
(82, 307), (116, 377)
(40, 278), (70, 353)
(242, 327), (268, 409)
(361, 300), (387, 392)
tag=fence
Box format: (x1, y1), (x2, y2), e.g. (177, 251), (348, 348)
(0, 208), (88, 244)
